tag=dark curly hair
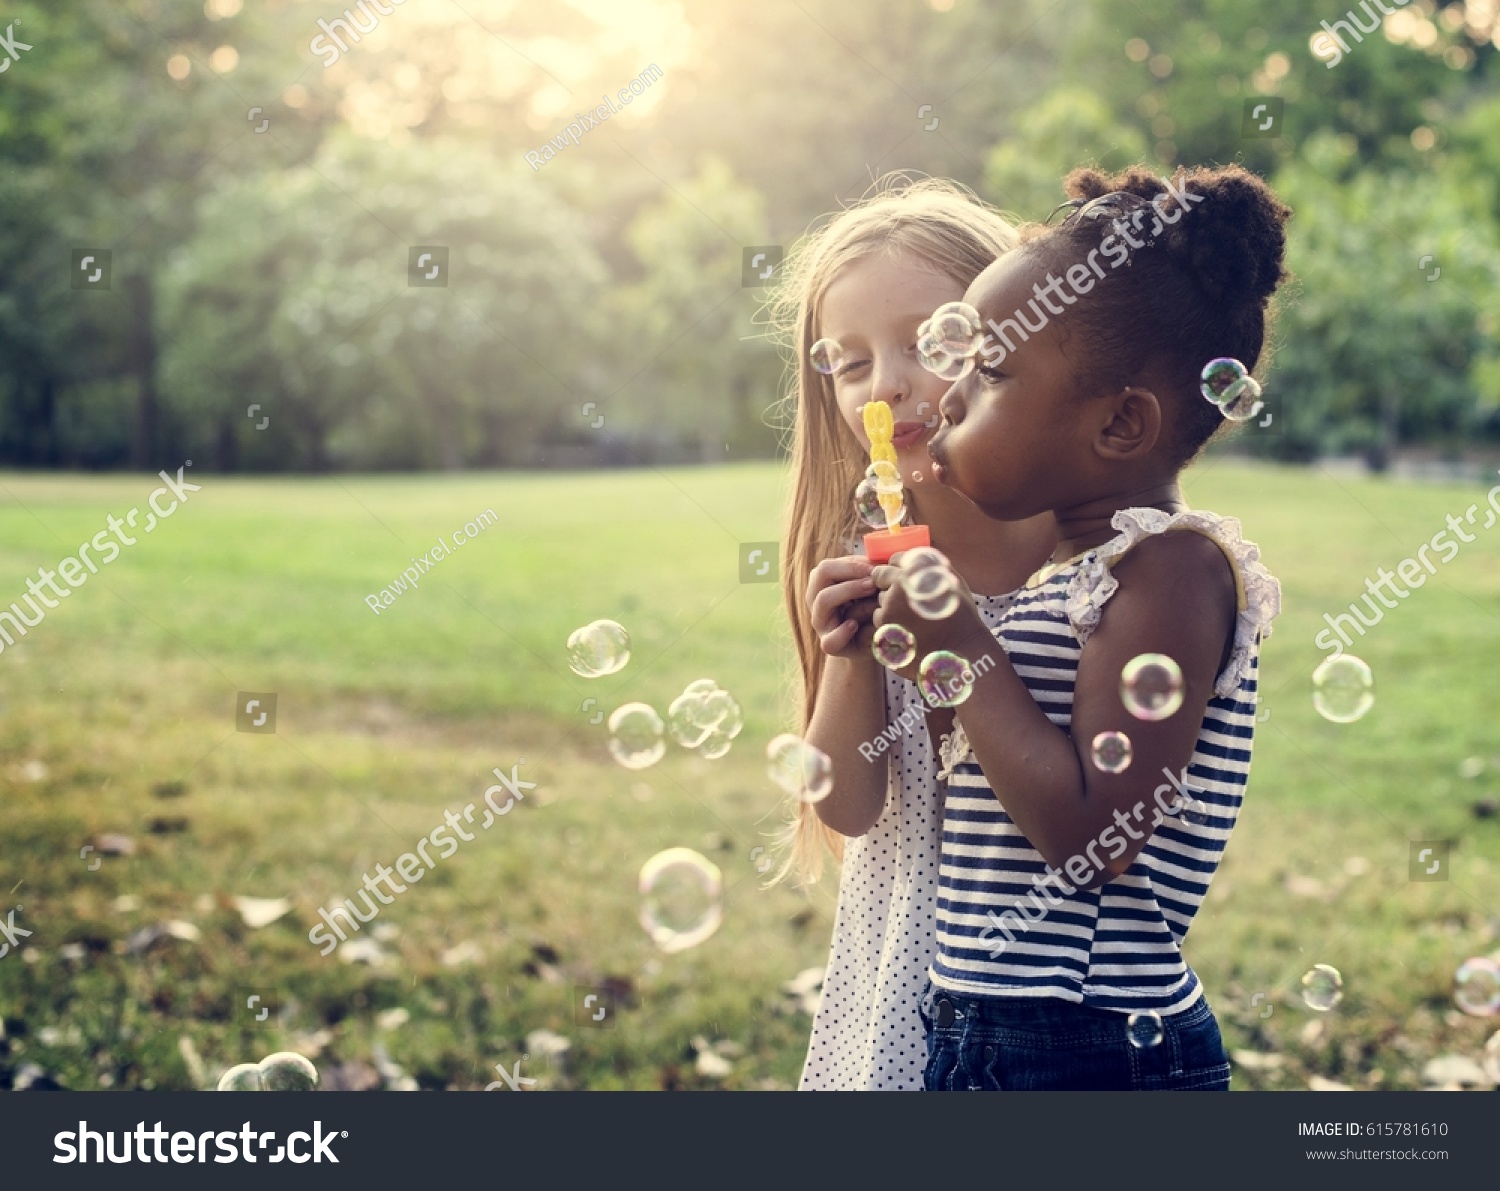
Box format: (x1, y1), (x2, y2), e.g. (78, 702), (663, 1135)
(1016, 164), (1292, 465)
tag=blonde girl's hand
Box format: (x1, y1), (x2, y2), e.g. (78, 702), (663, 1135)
(806, 555), (881, 659)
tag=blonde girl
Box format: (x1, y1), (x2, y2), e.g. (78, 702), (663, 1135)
(767, 177), (1053, 1089)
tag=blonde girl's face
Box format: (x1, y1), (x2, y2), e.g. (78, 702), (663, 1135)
(814, 253), (968, 484)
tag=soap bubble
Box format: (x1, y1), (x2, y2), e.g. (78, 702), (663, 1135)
(766, 734), (834, 803)
(918, 651), (974, 708)
(898, 546), (951, 573)
(1090, 730), (1133, 774)
(215, 1052), (319, 1092)
(1311, 655), (1375, 724)
(930, 301), (984, 357)
(699, 730), (734, 760)
(1199, 357), (1249, 403)
(608, 702), (665, 769)
(923, 351), (974, 383)
(216, 1063), (265, 1092)
(639, 848), (723, 954)
(259, 1052), (320, 1091)
(1300, 963), (1343, 1011)
(904, 566), (960, 619)
(809, 338), (844, 376)
(1218, 375), (1264, 422)
(868, 459), (903, 495)
(666, 682), (742, 753)
(1454, 956), (1500, 1017)
(855, 477), (893, 529)
(872, 623), (917, 670)
(1483, 1031), (1500, 1082)
(1120, 653), (1184, 721)
(873, 623), (917, 670)
(667, 692), (716, 749)
(1126, 1010), (1163, 1049)
(567, 619), (631, 678)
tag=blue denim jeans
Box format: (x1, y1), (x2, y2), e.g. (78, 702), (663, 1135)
(919, 983), (1231, 1091)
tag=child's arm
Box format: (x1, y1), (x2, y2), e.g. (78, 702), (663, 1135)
(873, 533), (1236, 883)
(804, 555), (891, 837)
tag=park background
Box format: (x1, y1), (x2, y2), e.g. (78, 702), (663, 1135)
(1, 0), (1498, 1091)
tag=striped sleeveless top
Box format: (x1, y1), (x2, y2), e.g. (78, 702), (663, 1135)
(930, 508), (1282, 1015)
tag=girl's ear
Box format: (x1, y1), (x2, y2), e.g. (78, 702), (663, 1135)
(1094, 386), (1161, 460)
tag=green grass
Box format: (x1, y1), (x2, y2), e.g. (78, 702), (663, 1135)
(0, 460), (1497, 1091)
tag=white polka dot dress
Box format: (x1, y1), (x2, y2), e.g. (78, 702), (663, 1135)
(799, 592), (1014, 1090)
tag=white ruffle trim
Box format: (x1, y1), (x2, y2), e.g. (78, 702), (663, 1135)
(1065, 507), (1282, 698)
(936, 725), (971, 780)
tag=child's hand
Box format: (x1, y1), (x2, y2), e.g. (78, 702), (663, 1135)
(806, 555), (880, 659)
(871, 552), (991, 671)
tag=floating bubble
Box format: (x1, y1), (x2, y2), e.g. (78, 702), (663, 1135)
(898, 546), (951, 573)
(567, 619), (631, 678)
(905, 566), (960, 619)
(868, 459), (903, 496)
(682, 678), (718, 698)
(1454, 956), (1500, 1018)
(638, 848), (723, 954)
(1091, 730), (1133, 774)
(1311, 655), (1375, 724)
(1300, 963), (1343, 1011)
(216, 1063), (265, 1092)
(766, 734), (834, 803)
(918, 651), (974, 708)
(809, 338), (843, 376)
(698, 730), (733, 760)
(911, 469), (923, 483)
(1120, 653), (1184, 721)
(1484, 1031), (1500, 1082)
(855, 477), (892, 529)
(711, 693), (744, 740)
(930, 301), (984, 358)
(1199, 357), (1249, 403)
(667, 692), (716, 749)
(872, 623), (917, 670)
(1126, 1010), (1164, 1049)
(259, 1052), (320, 1091)
(608, 702), (666, 770)
(922, 351), (974, 383)
(215, 1051), (319, 1092)
(1459, 756), (1485, 779)
(1218, 375), (1264, 422)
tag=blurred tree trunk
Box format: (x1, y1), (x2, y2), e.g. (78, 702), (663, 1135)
(125, 274), (158, 470)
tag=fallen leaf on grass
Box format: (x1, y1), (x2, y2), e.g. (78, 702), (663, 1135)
(231, 896), (293, 930)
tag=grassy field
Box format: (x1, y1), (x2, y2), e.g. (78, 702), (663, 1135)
(0, 459), (1497, 1091)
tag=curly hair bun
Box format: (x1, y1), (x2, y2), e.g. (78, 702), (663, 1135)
(1063, 164), (1291, 308)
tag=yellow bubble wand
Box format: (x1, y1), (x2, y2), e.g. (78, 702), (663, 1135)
(860, 400), (931, 564)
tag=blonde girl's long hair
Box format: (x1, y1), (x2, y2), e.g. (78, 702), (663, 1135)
(763, 175), (1020, 884)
